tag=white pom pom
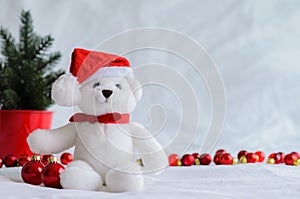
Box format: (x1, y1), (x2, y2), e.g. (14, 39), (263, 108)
(51, 74), (81, 106)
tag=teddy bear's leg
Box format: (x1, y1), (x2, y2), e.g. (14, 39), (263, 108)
(60, 160), (103, 191)
(105, 161), (144, 192)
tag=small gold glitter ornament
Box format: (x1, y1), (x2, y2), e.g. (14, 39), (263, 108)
(232, 158), (238, 165)
(267, 158), (275, 164)
(240, 156), (247, 164)
(294, 159), (300, 166)
(194, 158), (201, 165)
(177, 160), (182, 166)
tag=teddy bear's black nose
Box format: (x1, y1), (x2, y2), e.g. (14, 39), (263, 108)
(102, 89), (113, 98)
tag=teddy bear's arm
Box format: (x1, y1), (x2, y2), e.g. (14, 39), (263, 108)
(130, 122), (168, 173)
(27, 123), (77, 154)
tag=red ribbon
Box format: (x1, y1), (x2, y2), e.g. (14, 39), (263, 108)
(69, 112), (130, 124)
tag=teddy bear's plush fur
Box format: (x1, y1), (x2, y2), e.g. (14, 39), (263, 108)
(27, 73), (168, 192)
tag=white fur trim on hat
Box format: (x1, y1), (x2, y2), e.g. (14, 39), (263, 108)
(83, 66), (133, 84)
(51, 74), (81, 106)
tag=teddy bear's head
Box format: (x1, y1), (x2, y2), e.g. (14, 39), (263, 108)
(51, 49), (142, 115)
(78, 76), (141, 115)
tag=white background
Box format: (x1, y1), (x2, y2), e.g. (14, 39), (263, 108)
(1, 0), (300, 156)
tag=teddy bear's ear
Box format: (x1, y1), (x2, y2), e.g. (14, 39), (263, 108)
(126, 78), (142, 101)
(51, 74), (81, 106)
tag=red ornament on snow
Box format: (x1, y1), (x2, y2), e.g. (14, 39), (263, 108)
(254, 151), (265, 162)
(192, 153), (201, 165)
(60, 152), (73, 165)
(19, 154), (31, 166)
(237, 150), (248, 160)
(284, 153), (298, 166)
(216, 149), (226, 155)
(168, 154), (180, 166)
(42, 157), (65, 188)
(246, 153), (258, 163)
(268, 153), (281, 164)
(192, 153), (201, 159)
(220, 153), (233, 165)
(181, 154), (195, 166)
(276, 152), (285, 163)
(213, 154), (222, 165)
(199, 153), (212, 165)
(21, 155), (44, 185)
(0, 158), (2, 168)
(41, 154), (54, 166)
(4, 154), (18, 167)
(291, 152), (300, 159)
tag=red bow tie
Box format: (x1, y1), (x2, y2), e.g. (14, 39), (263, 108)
(69, 113), (130, 124)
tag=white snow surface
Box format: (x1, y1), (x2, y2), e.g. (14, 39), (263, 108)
(1, 1), (300, 198)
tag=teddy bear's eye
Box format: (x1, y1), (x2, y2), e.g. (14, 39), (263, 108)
(115, 83), (122, 89)
(93, 82), (100, 88)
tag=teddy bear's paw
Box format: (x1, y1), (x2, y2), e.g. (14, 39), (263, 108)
(27, 129), (49, 154)
(51, 74), (81, 106)
(106, 162), (144, 192)
(60, 160), (103, 191)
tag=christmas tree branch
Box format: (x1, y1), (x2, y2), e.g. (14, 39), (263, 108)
(0, 10), (63, 110)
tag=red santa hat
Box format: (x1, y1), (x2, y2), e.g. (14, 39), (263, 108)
(51, 48), (134, 106)
(70, 48), (133, 84)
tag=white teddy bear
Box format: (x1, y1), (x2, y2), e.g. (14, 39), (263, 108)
(27, 48), (168, 192)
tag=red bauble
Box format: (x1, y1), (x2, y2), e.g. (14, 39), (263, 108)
(168, 154), (180, 166)
(216, 149), (226, 155)
(21, 156), (44, 185)
(220, 153), (233, 165)
(181, 154), (195, 166)
(42, 159), (65, 188)
(60, 152), (73, 165)
(42, 155), (54, 166)
(0, 158), (2, 168)
(254, 151), (265, 162)
(192, 153), (200, 159)
(237, 150), (248, 160)
(4, 154), (18, 167)
(213, 154), (221, 165)
(19, 154), (31, 166)
(284, 153), (297, 166)
(268, 153), (281, 164)
(246, 153), (258, 163)
(291, 152), (300, 159)
(199, 153), (212, 165)
(276, 152), (285, 163)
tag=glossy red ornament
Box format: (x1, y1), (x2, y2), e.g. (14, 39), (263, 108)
(21, 155), (44, 185)
(60, 152), (73, 165)
(192, 153), (200, 159)
(291, 152), (300, 159)
(254, 151), (265, 162)
(284, 153), (298, 166)
(213, 154), (222, 165)
(181, 154), (195, 166)
(246, 153), (258, 163)
(4, 154), (18, 167)
(42, 157), (65, 188)
(42, 154), (53, 166)
(168, 154), (180, 166)
(199, 153), (212, 165)
(276, 152), (285, 163)
(216, 149), (226, 155)
(0, 158), (2, 168)
(19, 154), (31, 166)
(268, 153), (281, 164)
(220, 153), (233, 165)
(237, 150), (248, 160)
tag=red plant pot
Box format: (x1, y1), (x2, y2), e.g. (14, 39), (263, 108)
(0, 110), (52, 158)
